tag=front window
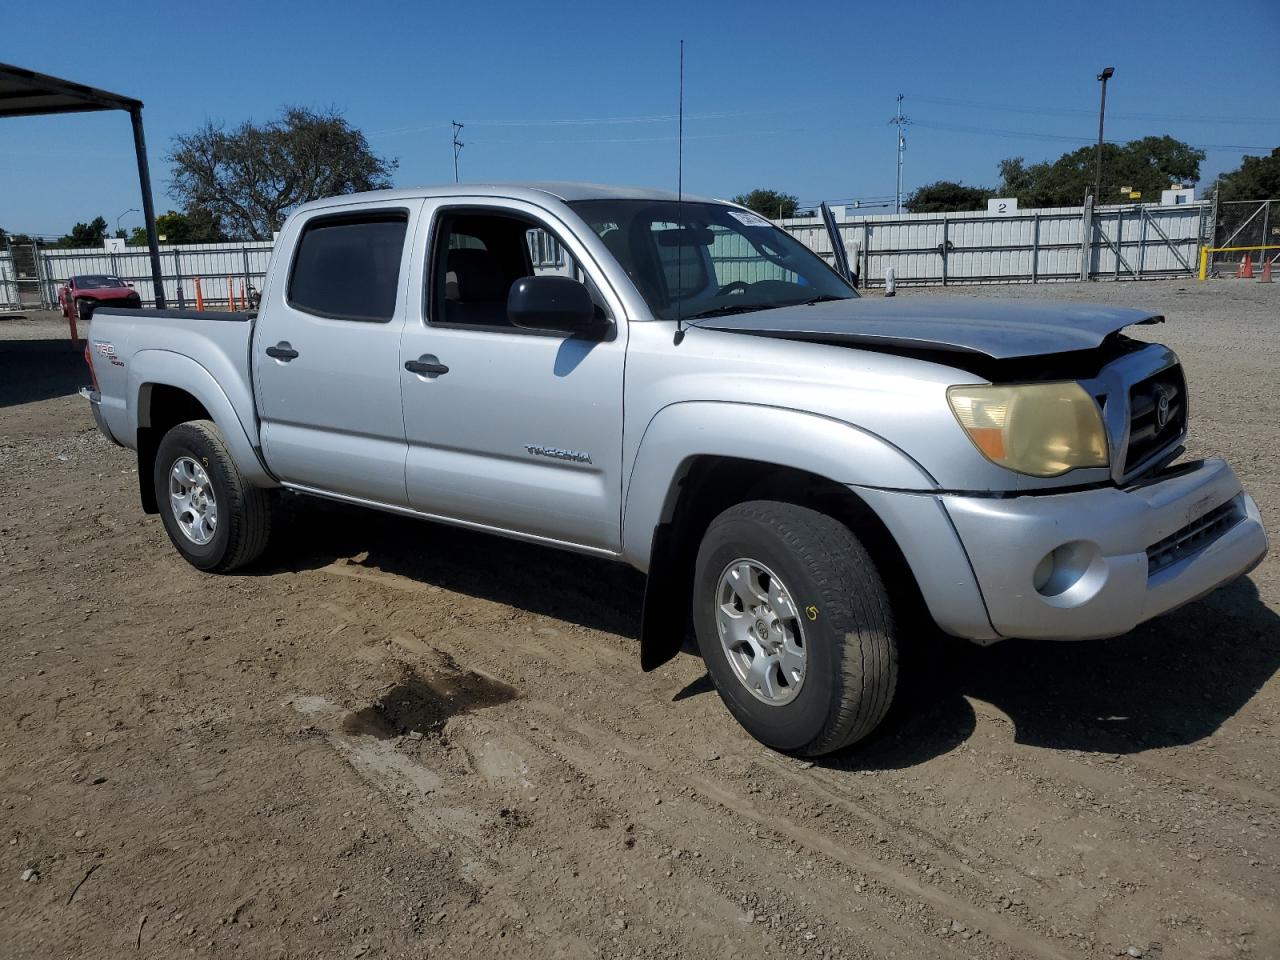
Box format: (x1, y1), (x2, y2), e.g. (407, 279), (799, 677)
(75, 275), (128, 289)
(568, 199), (856, 321)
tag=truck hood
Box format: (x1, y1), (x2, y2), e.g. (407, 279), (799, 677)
(687, 296), (1163, 360)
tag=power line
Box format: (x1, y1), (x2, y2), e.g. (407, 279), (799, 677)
(911, 118), (1274, 153)
(370, 107), (796, 138)
(911, 94), (1280, 127)
(465, 129), (793, 146)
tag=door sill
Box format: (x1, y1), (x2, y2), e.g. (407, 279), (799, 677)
(281, 482), (623, 561)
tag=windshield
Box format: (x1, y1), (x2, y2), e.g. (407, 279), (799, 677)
(75, 275), (127, 289)
(567, 199), (857, 321)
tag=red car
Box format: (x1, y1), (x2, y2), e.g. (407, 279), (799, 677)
(58, 274), (141, 323)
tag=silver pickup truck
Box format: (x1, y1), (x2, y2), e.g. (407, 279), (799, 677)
(82, 182), (1268, 755)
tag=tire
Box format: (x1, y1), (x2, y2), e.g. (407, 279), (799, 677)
(692, 500), (897, 756)
(75, 298), (95, 322)
(153, 420), (273, 572)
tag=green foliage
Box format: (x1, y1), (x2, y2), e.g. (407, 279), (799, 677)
(128, 207), (227, 246)
(731, 189), (799, 220)
(998, 137), (1205, 207)
(1215, 147), (1280, 202)
(168, 107), (397, 240)
(904, 181), (994, 213)
(3, 229), (35, 247)
(56, 216), (109, 249)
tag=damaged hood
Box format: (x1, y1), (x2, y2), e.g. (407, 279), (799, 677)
(687, 296), (1163, 360)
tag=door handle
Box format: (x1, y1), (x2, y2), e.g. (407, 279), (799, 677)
(265, 342), (299, 361)
(404, 355), (449, 376)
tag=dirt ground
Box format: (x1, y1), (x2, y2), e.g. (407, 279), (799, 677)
(2, 280), (1277, 960)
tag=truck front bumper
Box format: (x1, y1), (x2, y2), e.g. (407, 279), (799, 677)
(942, 458), (1268, 640)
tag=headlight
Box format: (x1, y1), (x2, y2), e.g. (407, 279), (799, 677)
(947, 382), (1108, 478)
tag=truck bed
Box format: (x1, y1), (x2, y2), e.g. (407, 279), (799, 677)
(87, 307), (259, 455)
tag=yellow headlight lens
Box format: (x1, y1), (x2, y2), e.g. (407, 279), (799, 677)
(947, 382), (1108, 477)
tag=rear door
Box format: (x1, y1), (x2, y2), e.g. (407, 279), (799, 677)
(398, 197), (628, 552)
(255, 202), (420, 505)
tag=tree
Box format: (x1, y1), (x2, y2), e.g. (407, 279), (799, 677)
(168, 107), (397, 240)
(904, 181), (994, 213)
(998, 136), (1206, 207)
(1215, 147), (1280, 202)
(128, 207), (227, 246)
(56, 216), (109, 249)
(732, 189), (799, 220)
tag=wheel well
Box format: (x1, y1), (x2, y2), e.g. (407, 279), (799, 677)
(639, 456), (924, 670)
(135, 384), (211, 514)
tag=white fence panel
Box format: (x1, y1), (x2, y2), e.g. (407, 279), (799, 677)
(26, 199), (1212, 310)
(39, 242), (275, 307)
(0, 253), (19, 310)
(781, 201), (1209, 287)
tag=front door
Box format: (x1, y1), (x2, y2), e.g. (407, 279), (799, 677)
(398, 198), (628, 552)
(255, 203), (419, 506)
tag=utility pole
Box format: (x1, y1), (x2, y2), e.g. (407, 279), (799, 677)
(1094, 67), (1114, 202)
(451, 121), (465, 183)
(890, 94), (911, 215)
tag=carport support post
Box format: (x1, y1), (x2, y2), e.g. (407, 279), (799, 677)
(128, 107), (166, 309)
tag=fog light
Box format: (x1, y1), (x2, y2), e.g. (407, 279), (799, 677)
(1033, 541), (1099, 598)
(1032, 552), (1055, 592)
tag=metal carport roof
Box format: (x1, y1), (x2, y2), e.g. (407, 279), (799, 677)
(0, 62), (166, 308)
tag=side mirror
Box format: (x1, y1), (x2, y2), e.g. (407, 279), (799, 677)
(507, 275), (607, 338)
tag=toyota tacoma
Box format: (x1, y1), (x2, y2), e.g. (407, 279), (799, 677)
(81, 183), (1269, 755)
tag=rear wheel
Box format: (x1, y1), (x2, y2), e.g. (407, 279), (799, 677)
(693, 500), (898, 755)
(153, 420), (273, 572)
(75, 298), (94, 322)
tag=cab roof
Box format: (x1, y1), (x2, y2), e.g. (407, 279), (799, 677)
(292, 181), (725, 215)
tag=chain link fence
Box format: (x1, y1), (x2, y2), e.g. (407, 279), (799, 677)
(1208, 199), (1280, 276)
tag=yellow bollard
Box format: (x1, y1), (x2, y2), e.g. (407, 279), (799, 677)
(1199, 247), (1208, 281)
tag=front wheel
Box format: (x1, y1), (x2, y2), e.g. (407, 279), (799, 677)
(153, 420), (273, 572)
(693, 500), (898, 756)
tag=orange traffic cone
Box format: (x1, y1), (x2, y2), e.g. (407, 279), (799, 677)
(1260, 258), (1274, 283)
(1238, 255), (1254, 279)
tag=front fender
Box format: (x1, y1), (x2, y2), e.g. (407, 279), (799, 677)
(621, 401), (939, 570)
(622, 402), (996, 662)
(128, 350), (275, 487)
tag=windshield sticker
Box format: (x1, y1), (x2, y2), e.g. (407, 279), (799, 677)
(727, 210), (774, 228)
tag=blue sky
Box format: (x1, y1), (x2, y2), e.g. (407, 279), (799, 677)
(2, 0), (1277, 237)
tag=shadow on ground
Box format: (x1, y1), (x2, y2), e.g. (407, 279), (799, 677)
(829, 574), (1280, 770)
(0, 340), (86, 407)
(259, 494), (646, 639)
(259, 495), (1279, 770)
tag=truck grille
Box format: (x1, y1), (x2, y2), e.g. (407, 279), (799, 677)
(1146, 496), (1243, 576)
(1125, 365), (1186, 474)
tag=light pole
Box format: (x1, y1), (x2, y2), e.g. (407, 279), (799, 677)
(116, 207), (139, 236)
(1094, 67), (1114, 202)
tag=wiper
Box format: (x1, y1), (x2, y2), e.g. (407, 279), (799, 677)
(682, 304), (770, 321)
(797, 294), (846, 305)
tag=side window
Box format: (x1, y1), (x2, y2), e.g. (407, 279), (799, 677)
(288, 212), (408, 322)
(430, 211), (594, 330)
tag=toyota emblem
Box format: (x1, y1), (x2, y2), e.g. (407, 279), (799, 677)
(1154, 385), (1172, 430)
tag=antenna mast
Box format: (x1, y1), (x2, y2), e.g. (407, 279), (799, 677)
(890, 94), (911, 214)
(674, 39), (686, 343)
(451, 121), (465, 183)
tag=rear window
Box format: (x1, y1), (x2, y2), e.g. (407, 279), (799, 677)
(288, 212), (408, 322)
